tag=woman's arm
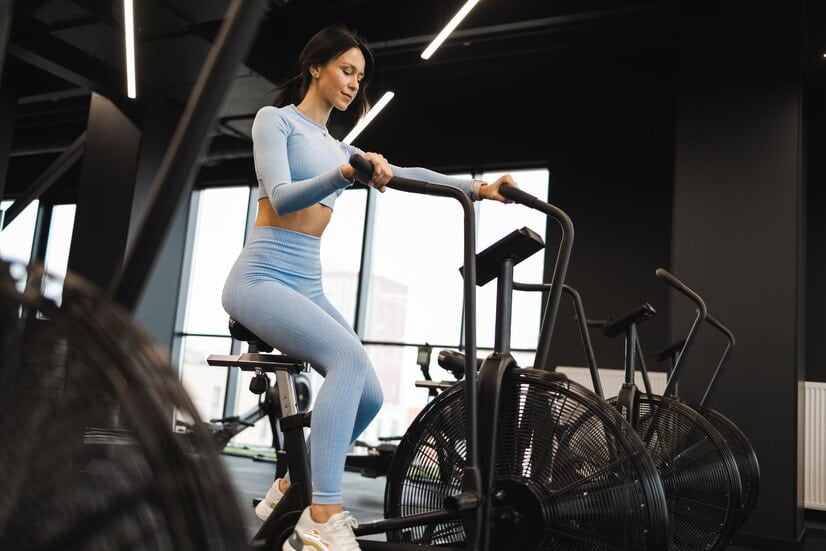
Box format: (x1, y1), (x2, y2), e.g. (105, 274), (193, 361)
(253, 107), (353, 215)
(341, 143), (516, 202)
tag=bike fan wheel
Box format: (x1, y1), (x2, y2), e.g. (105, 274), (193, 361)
(700, 408), (760, 530)
(615, 395), (743, 551)
(385, 368), (668, 550)
(0, 261), (246, 550)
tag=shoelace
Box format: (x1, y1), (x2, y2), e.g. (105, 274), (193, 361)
(327, 512), (360, 551)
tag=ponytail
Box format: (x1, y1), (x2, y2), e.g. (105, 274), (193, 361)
(272, 74), (308, 108)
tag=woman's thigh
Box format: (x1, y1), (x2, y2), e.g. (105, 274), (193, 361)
(227, 280), (363, 373)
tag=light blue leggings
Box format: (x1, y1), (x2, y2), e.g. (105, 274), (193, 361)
(222, 226), (383, 504)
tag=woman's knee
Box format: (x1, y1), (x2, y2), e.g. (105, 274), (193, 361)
(362, 370), (384, 414)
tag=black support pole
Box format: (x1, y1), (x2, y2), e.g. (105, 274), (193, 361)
(0, 77), (15, 205)
(0, 0), (12, 88)
(113, 0), (271, 312)
(0, 0), (13, 207)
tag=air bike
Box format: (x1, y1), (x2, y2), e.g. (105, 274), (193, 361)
(226, 153), (671, 550)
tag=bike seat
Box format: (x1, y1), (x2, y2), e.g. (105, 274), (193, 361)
(228, 318), (274, 353)
(601, 303), (657, 338)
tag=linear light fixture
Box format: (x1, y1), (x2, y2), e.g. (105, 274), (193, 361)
(343, 91), (395, 145)
(420, 0), (480, 60)
(123, 0), (137, 98)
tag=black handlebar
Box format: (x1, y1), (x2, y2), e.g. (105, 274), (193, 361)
(350, 153), (462, 198)
(655, 268), (708, 319)
(348, 153), (483, 477)
(349, 153), (374, 176)
(699, 312), (736, 408)
(656, 268), (707, 398)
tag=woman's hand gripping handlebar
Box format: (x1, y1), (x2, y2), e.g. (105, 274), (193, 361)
(345, 152), (392, 192)
(347, 153), (517, 202)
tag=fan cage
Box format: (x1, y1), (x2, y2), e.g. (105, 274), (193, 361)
(0, 261), (247, 550)
(385, 368), (668, 550)
(612, 394), (744, 551)
(701, 407), (760, 530)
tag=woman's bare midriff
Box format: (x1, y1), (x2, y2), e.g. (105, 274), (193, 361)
(253, 198), (332, 237)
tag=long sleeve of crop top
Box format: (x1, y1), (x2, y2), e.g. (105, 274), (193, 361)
(341, 142), (476, 198)
(252, 107), (354, 215)
(252, 106), (478, 215)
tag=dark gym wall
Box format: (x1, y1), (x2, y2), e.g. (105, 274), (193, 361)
(670, 2), (806, 545)
(356, 41), (678, 372)
(807, 3), (826, 384)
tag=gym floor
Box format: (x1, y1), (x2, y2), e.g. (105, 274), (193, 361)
(222, 454), (826, 549)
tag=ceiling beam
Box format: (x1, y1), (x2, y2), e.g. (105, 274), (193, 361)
(2, 131), (85, 227)
(7, 17), (115, 96)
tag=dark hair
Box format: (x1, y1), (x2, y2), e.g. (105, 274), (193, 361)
(272, 26), (374, 119)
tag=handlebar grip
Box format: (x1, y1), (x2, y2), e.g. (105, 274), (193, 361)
(349, 153), (374, 178)
(655, 268), (708, 319)
(500, 183), (543, 208)
(706, 312), (736, 349)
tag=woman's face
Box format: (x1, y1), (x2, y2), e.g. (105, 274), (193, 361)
(313, 47), (366, 111)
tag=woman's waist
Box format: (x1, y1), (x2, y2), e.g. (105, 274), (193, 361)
(241, 224), (321, 270)
(254, 199), (331, 237)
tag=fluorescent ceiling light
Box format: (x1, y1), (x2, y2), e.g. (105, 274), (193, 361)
(421, 0), (480, 60)
(343, 91), (395, 145)
(123, 0), (136, 98)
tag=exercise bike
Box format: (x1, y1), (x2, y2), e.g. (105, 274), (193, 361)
(221, 153), (670, 550)
(588, 270), (745, 551)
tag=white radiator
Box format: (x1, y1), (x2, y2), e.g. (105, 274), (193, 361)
(806, 381), (826, 511)
(555, 366), (667, 397)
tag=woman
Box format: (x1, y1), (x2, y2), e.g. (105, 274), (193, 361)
(222, 25), (517, 550)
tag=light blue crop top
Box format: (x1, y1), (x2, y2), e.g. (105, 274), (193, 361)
(252, 104), (476, 214)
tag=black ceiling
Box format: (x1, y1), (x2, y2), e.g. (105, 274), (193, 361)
(0, 0), (760, 202)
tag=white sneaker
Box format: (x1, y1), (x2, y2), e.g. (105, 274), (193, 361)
(255, 478), (287, 521)
(282, 507), (360, 551)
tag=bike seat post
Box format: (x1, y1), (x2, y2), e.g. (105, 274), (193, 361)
(275, 371), (312, 510)
(494, 257), (515, 355)
(275, 370), (299, 418)
(615, 323), (641, 425)
(625, 323), (638, 387)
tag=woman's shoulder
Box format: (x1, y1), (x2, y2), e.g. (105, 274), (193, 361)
(252, 105), (294, 135)
(254, 104), (292, 122)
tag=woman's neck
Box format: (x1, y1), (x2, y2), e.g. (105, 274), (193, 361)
(296, 92), (332, 127)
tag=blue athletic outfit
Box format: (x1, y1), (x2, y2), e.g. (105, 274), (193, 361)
(222, 104), (477, 504)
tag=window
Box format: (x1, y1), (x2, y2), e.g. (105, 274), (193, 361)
(364, 178), (471, 345)
(321, 188), (367, 326)
(359, 169), (549, 444)
(178, 335), (234, 423)
(181, 187), (251, 335)
(176, 187), (250, 429)
(476, 169), (549, 353)
(42, 204), (77, 304)
(0, 199), (39, 265)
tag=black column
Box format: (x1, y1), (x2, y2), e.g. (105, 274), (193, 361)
(0, 78), (14, 203)
(0, 0), (12, 89)
(670, 2), (806, 545)
(130, 98), (191, 352)
(66, 93), (140, 289)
